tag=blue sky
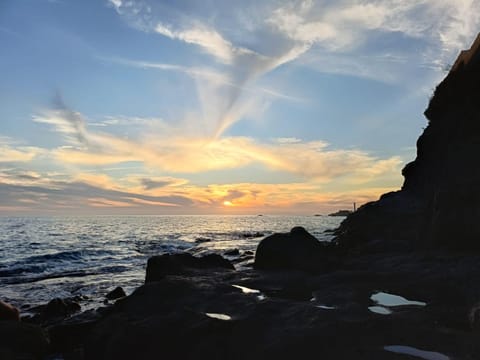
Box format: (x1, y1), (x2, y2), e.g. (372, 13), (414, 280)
(0, 0), (479, 215)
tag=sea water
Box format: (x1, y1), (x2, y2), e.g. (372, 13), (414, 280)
(0, 215), (342, 310)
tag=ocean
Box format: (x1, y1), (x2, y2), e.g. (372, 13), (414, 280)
(0, 215), (342, 312)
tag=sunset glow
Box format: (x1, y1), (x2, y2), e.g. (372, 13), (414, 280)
(1, 0), (479, 215)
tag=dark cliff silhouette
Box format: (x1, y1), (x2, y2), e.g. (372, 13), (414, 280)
(335, 33), (480, 253)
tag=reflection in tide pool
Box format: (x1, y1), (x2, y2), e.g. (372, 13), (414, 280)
(371, 292), (426, 307)
(205, 313), (232, 321)
(384, 345), (450, 360)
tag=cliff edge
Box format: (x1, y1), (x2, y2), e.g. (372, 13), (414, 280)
(335, 33), (480, 253)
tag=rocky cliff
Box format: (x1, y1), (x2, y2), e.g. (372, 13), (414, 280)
(336, 33), (480, 252)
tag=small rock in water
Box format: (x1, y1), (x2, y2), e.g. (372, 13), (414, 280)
(242, 232), (264, 238)
(106, 287), (127, 300)
(224, 249), (240, 256)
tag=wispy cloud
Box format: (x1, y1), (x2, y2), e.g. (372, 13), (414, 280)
(154, 22), (255, 64)
(32, 94), (90, 146)
(0, 170), (194, 214)
(0, 166), (397, 214)
(0, 137), (40, 163)
(36, 103), (402, 184)
(106, 0), (480, 143)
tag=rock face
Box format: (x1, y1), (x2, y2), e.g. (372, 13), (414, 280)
(336, 33), (480, 252)
(255, 227), (337, 272)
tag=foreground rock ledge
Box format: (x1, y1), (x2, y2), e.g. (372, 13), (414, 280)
(83, 251), (480, 359)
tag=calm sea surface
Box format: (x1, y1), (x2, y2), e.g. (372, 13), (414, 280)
(0, 215), (342, 310)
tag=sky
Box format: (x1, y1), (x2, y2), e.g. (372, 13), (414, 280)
(0, 0), (479, 215)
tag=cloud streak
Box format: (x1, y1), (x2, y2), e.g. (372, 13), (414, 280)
(106, 0), (480, 143)
(0, 167), (398, 214)
(35, 104), (402, 184)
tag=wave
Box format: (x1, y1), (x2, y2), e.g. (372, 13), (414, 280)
(23, 249), (114, 263)
(1, 264), (132, 285)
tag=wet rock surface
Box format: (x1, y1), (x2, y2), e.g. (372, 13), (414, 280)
(81, 251), (480, 360)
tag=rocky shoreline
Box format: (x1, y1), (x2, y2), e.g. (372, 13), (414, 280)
(2, 236), (480, 359)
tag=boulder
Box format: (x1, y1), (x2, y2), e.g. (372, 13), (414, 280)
(254, 227), (336, 272)
(145, 253), (234, 282)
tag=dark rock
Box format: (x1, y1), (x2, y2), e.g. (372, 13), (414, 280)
(254, 226), (337, 272)
(106, 286), (127, 300)
(45, 298), (81, 318)
(0, 300), (19, 321)
(195, 237), (212, 243)
(328, 210), (352, 217)
(224, 249), (240, 256)
(145, 253), (234, 282)
(242, 232), (264, 238)
(244, 250), (254, 256)
(82, 253), (480, 360)
(0, 321), (49, 359)
(335, 33), (480, 253)
(48, 309), (102, 355)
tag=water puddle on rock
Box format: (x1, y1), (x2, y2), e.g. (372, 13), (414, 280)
(384, 345), (450, 360)
(368, 291), (426, 315)
(232, 284), (260, 294)
(368, 306), (392, 315)
(205, 313), (232, 321)
(371, 292), (426, 307)
(232, 284), (266, 301)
